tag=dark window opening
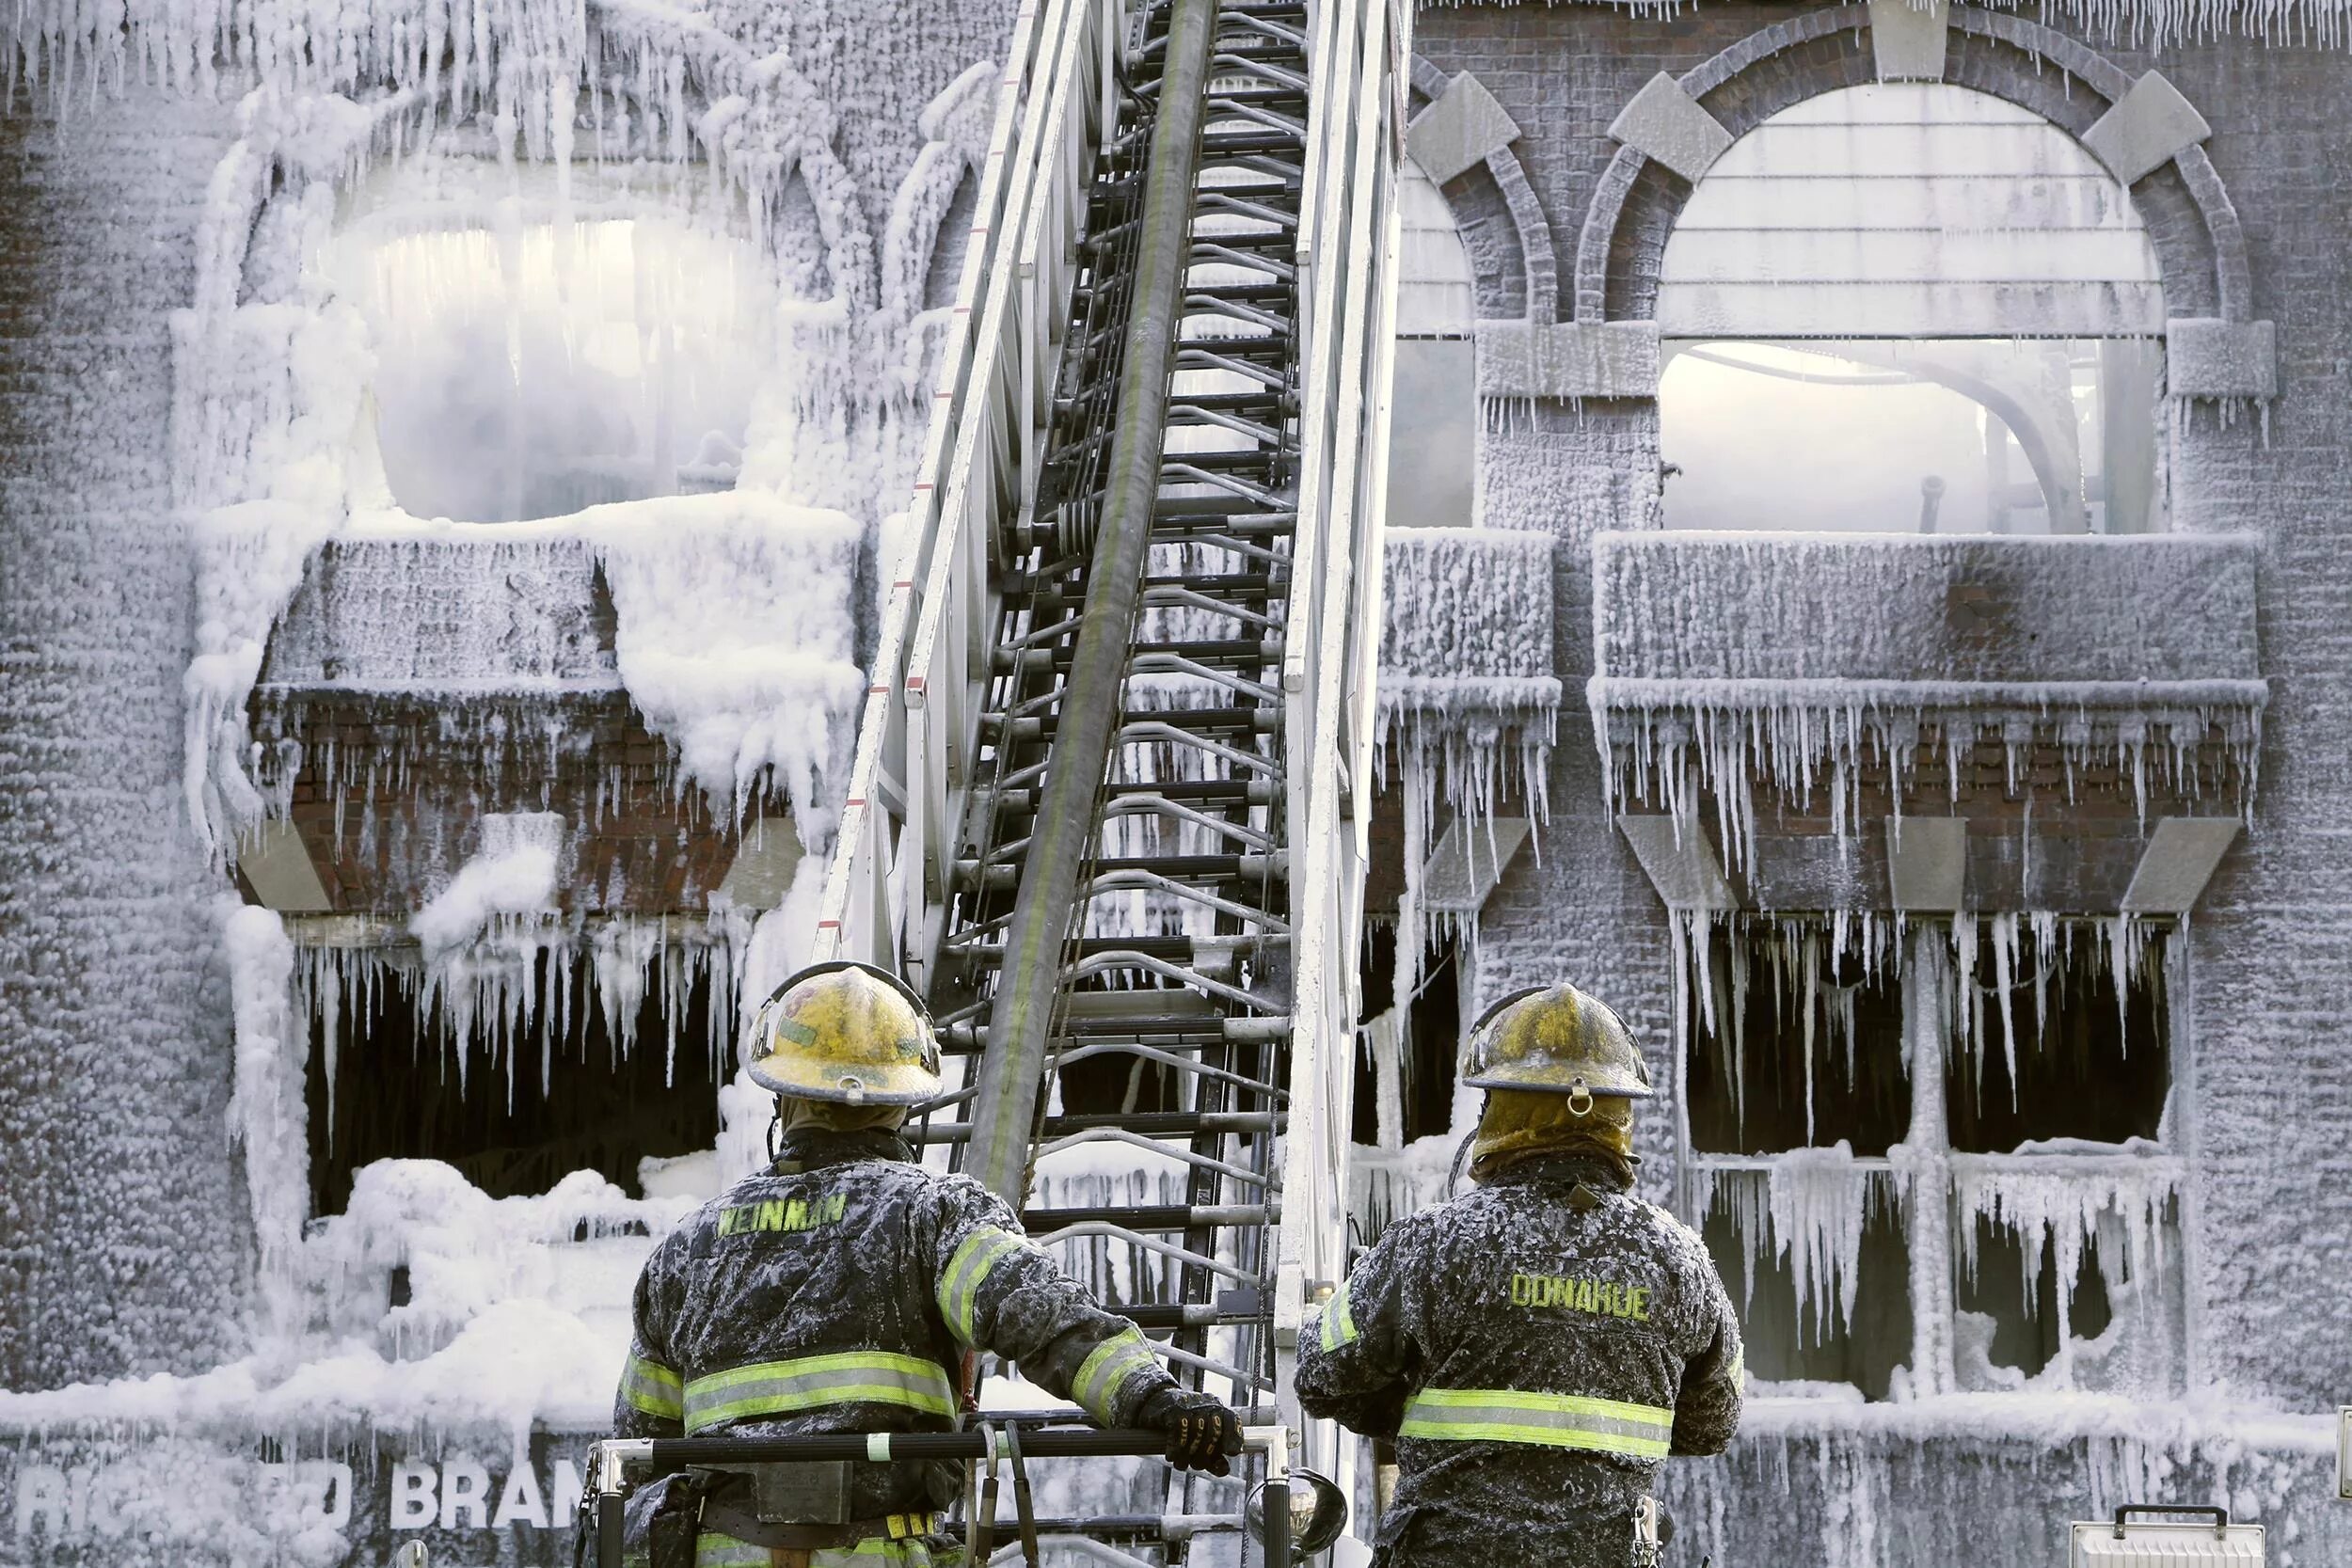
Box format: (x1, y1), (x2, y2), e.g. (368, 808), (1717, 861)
(1686, 924), (1909, 1157)
(1057, 1047), (1184, 1117)
(1351, 922), (1461, 1147)
(1955, 1219), (2117, 1386)
(305, 952), (723, 1213)
(1947, 931), (2169, 1153)
(1701, 1181), (1913, 1401)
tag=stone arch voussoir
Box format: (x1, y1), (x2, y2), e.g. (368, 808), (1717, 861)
(1570, 2), (2268, 401)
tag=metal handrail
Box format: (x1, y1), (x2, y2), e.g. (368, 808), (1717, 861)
(580, 1422), (1296, 1566)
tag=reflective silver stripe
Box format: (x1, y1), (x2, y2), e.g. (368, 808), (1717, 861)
(1073, 1327), (1162, 1421)
(1319, 1279), (1358, 1352)
(622, 1351), (684, 1421)
(683, 1352), (956, 1433)
(936, 1226), (1028, 1346)
(1398, 1387), (1674, 1460)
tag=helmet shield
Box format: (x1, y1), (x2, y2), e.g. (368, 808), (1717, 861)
(743, 960), (943, 1105)
(1462, 983), (1654, 1101)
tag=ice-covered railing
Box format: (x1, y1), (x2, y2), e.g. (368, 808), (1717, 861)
(1590, 531), (2266, 870)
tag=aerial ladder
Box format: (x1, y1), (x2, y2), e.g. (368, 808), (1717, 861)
(795, 0), (1405, 1556)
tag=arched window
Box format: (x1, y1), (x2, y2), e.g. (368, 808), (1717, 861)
(330, 183), (776, 525)
(1385, 158), (1477, 530)
(1656, 85), (2165, 535)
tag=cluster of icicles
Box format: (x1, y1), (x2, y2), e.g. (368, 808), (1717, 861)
(1595, 690), (2260, 877)
(1683, 910), (2183, 1353)
(294, 911), (751, 1116)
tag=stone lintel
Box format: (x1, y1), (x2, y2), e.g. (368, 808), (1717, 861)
(1608, 73), (1733, 185)
(1422, 816), (1533, 914)
(718, 816), (808, 911)
(237, 820), (334, 913)
(1476, 320), (1661, 400)
(1406, 72), (1520, 186)
(1886, 816), (1967, 912)
(2168, 318), (2278, 400)
(1618, 816), (1739, 911)
(2120, 817), (2241, 914)
(2083, 71), (2212, 186)
(1869, 0), (1948, 82)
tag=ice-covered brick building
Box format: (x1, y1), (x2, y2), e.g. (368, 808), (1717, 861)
(0, 0), (2347, 1562)
(0, 0), (1021, 1557)
(1359, 1), (2352, 1562)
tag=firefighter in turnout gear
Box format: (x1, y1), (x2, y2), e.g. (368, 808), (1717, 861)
(613, 961), (1242, 1567)
(1296, 983), (1744, 1568)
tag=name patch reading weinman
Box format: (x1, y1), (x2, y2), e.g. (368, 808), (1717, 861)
(1511, 1272), (1650, 1321)
(718, 1194), (850, 1237)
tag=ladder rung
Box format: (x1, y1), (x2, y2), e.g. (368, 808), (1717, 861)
(910, 1112), (1279, 1145)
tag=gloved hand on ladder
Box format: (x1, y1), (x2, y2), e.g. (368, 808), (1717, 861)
(1139, 1386), (1245, 1476)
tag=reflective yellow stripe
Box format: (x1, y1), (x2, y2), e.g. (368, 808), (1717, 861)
(1319, 1279), (1358, 1352)
(1399, 1387), (1674, 1460)
(696, 1533), (933, 1567)
(1072, 1327), (1162, 1422)
(683, 1352), (956, 1433)
(936, 1226), (1028, 1347)
(622, 1351), (685, 1421)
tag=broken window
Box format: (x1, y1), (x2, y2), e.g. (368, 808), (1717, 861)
(1679, 914), (2183, 1401)
(1353, 922), (1463, 1149)
(303, 942), (725, 1212)
(333, 214), (774, 523)
(1947, 920), (2170, 1153)
(1384, 158), (1477, 531)
(1684, 918), (1909, 1157)
(1657, 85), (2166, 536)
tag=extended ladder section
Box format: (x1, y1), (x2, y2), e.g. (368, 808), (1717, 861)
(818, 0), (1404, 1553)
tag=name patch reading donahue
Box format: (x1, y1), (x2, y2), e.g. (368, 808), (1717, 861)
(1510, 1272), (1650, 1321)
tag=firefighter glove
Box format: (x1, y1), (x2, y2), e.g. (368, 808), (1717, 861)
(1140, 1387), (1244, 1476)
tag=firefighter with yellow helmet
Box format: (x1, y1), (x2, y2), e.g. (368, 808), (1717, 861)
(612, 960), (1240, 1566)
(1296, 983), (1744, 1567)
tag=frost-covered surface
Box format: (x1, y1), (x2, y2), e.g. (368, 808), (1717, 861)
(1378, 527), (1561, 841)
(1595, 532), (2262, 686)
(1661, 1393), (2350, 1568)
(1588, 532), (2266, 867)
(1408, 0), (2352, 50)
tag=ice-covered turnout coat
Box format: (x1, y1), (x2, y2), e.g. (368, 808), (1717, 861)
(1296, 1154), (1744, 1568)
(613, 1126), (1179, 1565)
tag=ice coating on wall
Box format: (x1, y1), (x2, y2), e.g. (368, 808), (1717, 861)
(1595, 687), (2263, 877)
(1378, 526), (1560, 851)
(1660, 1398), (2344, 1568)
(221, 899), (310, 1332)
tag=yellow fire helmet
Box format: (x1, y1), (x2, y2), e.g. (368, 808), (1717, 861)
(1463, 982), (1653, 1109)
(743, 960), (943, 1105)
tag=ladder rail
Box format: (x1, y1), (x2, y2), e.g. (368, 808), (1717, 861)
(816, 0), (1126, 983)
(1276, 0), (1407, 1502)
(808, 0), (1405, 1557)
